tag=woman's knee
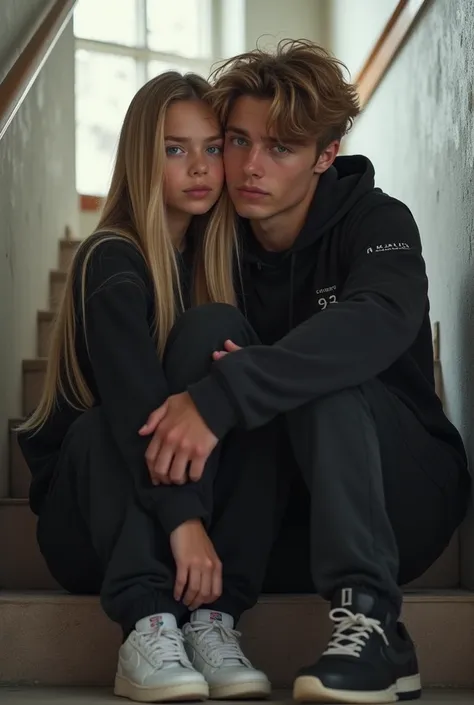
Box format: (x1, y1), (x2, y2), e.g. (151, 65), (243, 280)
(163, 304), (254, 391)
(166, 304), (248, 351)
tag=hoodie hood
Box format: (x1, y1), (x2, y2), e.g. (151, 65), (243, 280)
(240, 155), (375, 270)
(292, 154), (375, 251)
(237, 156), (377, 336)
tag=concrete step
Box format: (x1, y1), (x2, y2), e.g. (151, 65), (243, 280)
(9, 420), (30, 498)
(1, 590), (474, 688)
(22, 359), (46, 417)
(0, 492), (461, 592)
(0, 495), (462, 592)
(49, 270), (67, 311)
(37, 311), (54, 359)
(1, 688), (473, 705)
(0, 500), (59, 590)
(59, 238), (81, 273)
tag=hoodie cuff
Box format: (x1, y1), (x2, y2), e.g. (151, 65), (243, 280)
(188, 373), (239, 439)
(156, 488), (209, 535)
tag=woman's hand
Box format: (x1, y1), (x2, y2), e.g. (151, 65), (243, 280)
(170, 519), (222, 610)
(139, 392), (218, 485)
(212, 339), (242, 361)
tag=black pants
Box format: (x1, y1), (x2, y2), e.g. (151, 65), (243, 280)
(37, 304), (470, 630)
(37, 305), (281, 634)
(263, 380), (470, 608)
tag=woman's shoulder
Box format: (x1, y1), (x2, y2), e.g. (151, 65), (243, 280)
(74, 231), (151, 288)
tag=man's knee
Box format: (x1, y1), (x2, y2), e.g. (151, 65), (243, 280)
(291, 385), (370, 419)
(163, 304), (253, 391)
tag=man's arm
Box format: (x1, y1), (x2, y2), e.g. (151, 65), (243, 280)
(189, 201), (428, 435)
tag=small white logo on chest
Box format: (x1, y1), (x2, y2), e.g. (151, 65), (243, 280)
(315, 284), (337, 310)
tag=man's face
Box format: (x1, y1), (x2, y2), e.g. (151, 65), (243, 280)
(223, 96), (336, 223)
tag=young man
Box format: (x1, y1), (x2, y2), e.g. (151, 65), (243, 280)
(143, 40), (470, 703)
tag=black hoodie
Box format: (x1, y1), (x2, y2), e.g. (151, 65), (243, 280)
(189, 155), (467, 462)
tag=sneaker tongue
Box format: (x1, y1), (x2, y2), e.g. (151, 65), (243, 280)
(332, 588), (378, 615)
(191, 609), (234, 628)
(136, 613), (178, 633)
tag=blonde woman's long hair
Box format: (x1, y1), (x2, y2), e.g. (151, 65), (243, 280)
(20, 72), (238, 433)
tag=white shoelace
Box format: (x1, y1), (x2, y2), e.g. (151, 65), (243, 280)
(189, 621), (251, 667)
(138, 627), (191, 669)
(323, 608), (389, 658)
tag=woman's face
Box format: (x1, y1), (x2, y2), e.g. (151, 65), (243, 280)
(163, 100), (224, 217)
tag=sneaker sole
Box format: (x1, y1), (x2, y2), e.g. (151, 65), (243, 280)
(293, 674), (422, 704)
(209, 680), (272, 700)
(114, 675), (210, 703)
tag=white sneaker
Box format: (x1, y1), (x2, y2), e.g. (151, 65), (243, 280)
(114, 613), (209, 703)
(182, 610), (271, 700)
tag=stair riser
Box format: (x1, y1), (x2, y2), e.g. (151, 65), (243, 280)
(38, 315), (54, 358)
(0, 506), (59, 590)
(59, 241), (80, 273)
(23, 366), (46, 417)
(0, 496), (461, 592)
(0, 595), (473, 687)
(9, 425), (30, 498)
(50, 274), (66, 311)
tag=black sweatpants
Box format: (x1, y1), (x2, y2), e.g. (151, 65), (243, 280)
(37, 304), (470, 629)
(264, 379), (470, 608)
(36, 304), (280, 635)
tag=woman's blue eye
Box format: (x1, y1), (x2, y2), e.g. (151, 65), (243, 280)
(166, 146), (184, 156)
(273, 144), (290, 154)
(206, 145), (222, 155)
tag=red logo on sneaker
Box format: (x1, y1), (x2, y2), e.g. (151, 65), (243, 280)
(209, 611), (222, 622)
(149, 615), (164, 629)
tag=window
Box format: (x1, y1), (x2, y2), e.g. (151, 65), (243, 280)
(74, 0), (243, 196)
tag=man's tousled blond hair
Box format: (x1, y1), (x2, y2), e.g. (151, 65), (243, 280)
(209, 39), (360, 150)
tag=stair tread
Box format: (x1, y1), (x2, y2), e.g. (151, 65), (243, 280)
(2, 588), (474, 603)
(1, 689), (470, 705)
(50, 269), (67, 279)
(23, 358), (47, 370)
(38, 310), (55, 320)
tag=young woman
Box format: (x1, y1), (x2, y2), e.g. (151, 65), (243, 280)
(17, 73), (277, 703)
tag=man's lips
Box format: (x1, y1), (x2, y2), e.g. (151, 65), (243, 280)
(237, 186), (269, 197)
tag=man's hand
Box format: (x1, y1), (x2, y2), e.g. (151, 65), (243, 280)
(139, 392), (218, 486)
(170, 519), (222, 610)
(212, 339), (242, 361)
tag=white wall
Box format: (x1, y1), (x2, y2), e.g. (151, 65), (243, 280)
(327, 0), (398, 79)
(340, 0), (474, 581)
(245, 0), (327, 50)
(0, 4), (78, 493)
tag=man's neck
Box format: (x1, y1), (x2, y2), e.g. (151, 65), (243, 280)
(249, 178), (319, 252)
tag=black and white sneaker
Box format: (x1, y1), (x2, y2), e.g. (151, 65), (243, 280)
(293, 587), (421, 704)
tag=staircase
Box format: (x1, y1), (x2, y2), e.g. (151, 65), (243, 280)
(1, 231), (474, 698)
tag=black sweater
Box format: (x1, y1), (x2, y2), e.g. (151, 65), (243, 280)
(19, 234), (205, 534)
(188, 156), (467, 463)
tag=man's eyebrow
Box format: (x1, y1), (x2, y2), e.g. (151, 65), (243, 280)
(225, 126), (300, 145)
(164, 134), (223, 142)
(225, 126), (250, 137)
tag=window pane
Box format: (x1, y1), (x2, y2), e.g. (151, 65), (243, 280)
(74, 0), (139, 46)
(148, 60), (206, 80)
(76, 50), (138, 195)
(147, 0), (211, 58)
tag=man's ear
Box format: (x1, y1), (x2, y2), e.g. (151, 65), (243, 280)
(314, 140), (340, 174)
